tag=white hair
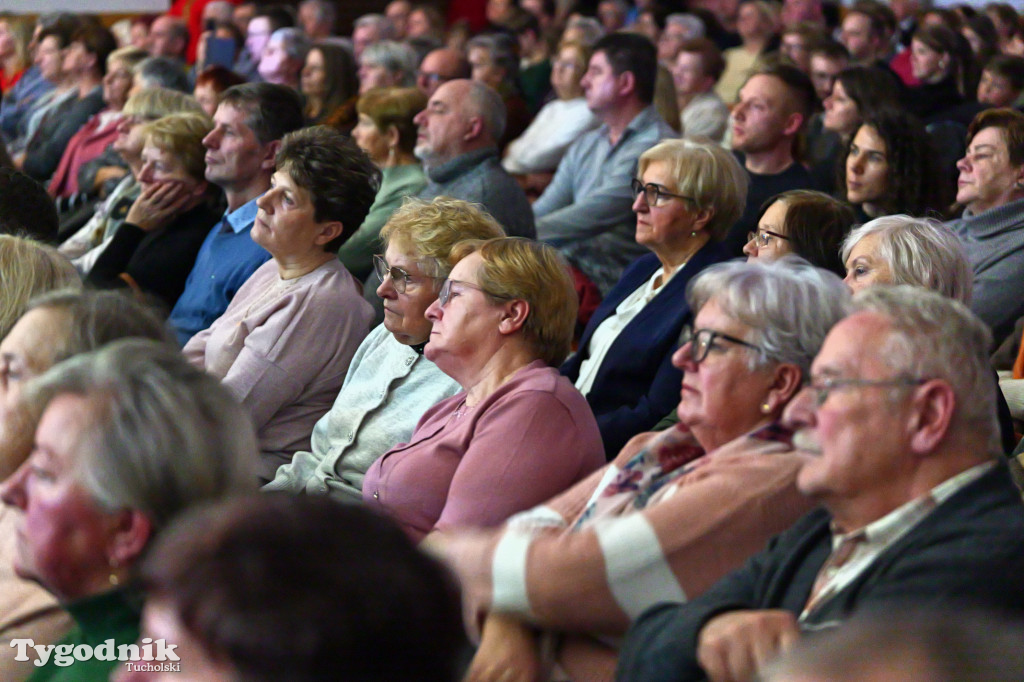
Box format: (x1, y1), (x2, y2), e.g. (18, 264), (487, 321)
(840, 215), (973, 305)
(361, 40), (417, 87)
(687, 256), (852, 376)
(851, 286), (998, 452)
(665, 13), (706, 39)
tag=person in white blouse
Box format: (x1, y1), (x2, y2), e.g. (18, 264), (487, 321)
(561, 137), (748, 456)
(501, 40), (599, 191)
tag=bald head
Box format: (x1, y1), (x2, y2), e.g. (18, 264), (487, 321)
(416, 47), (470, 96)
(412, 79), (505, 166)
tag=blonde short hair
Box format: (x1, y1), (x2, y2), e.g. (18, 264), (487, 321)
(449, 237), (577, 367)
(0, 235), (81, 340)
(122, 87), (205, 120)
(637, 138), (749, 241)
(379, 197), (506, 278)
(141, 112), (215, 182)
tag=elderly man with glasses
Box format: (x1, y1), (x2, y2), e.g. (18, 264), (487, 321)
(619, 286), (1024, 682)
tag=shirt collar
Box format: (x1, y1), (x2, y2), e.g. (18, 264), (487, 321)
(222, 196), (261, 234)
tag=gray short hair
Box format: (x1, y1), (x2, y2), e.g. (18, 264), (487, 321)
(134, 56), (190, 93)
(270, 27), (311, 62)
(565, 16), (605, 46)
(851, 286), (998, 452)
(464, 80), (506, 144)
(23, 339), (257, 531)
(355, 13), (396, 40)
(840, 215), (973, 305)
(665, 13), (706, 39)
(361, 40), (417, 87)
(688, 256), (852, 376)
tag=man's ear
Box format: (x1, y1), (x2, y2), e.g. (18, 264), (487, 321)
(907, 380), (956, 456)
(617, 69), (637, 99)
(497, 299), (529, 335)
(259, 139), (282, 171)
(782, 111), (805, 138)
(463, 115), (485, 143)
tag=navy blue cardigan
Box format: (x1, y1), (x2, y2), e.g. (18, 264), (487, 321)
(561, 241), (731, 458)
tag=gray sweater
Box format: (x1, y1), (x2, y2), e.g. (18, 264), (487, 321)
(947, 197), (1024, 346)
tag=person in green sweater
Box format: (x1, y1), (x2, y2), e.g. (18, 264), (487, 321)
(344, 86), (428, 283)
(0, 338), (257, 682)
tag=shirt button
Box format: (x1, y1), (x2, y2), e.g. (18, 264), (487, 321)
(318, 484), (328, 494)
(373, 490), (380, 499)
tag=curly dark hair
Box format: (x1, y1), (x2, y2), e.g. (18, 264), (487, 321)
(275, 125), (381, 252)
(840, 109), (948, 217)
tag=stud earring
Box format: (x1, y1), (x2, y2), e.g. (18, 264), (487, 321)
(760, 402), (772, 414)
(109, 558), (120, 586)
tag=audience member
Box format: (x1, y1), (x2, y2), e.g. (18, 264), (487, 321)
(811, 65), (900, 191)
(129, 495), (465, 682)
(715, 0), (779, 106)
(466, 33), (530, 149)
(147, 15), (188, 61)
(358, 40), (417, 94)
(673, 38), (729, 142)
(0, 15), (57, 146)
(727, 62), (817, 255)
(658, 14), (706, 66)
(168, 82), (304, 346)
(192, 64), (245, 117)
(977, 54), (1024, 109)
(132, 55), (191, 93)
(266, 197), (503, 499)
(534, 33), (676, 294)
(415, 47), (469, 99)
(618, 286), (1024, 681)
(0, 292), (176, 681)
(744, 189), (855, 276)
(21, 24), (115, 183)
(434, 258), (850, 680)
(364, 237), (604, 542)
(301, 42), (358, 130)
(0, 235), (79, 340)
(962, 14), (999, 69)
(1, 335), (257, 682)
(47, 46), (147, 200)
(59, 88), (204, 273)
(503, 40), (599, 181)
(807, 38), (849, 102)
(907, 24), (974, 123)
(297, 0), (336, 40)
(839, 4), (890, 67)
(841, 215), (972, 304)
(781, 0), (824, 29)
(352, 13), (394, 61)
(946, 108), (1024, 347)
(85, 112), (220, 313)
(562, 15), (606, 48)
(840, 110), (945, 222)
(343, 87), (427, 281)
(386, 0), (413, 39)
(405, 5), (445, 42)
(506, 10), (552, 114)
(257, 27), (309, 89)
(237, 6), (294, 82)
(0, 167), (59, 242)
(414, 79), (535, 238)
(563, 139), (742, 456)
(184, 126), (376, 480)
(780, 22), (824, 73)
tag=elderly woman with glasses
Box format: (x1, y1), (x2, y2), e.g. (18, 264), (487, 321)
(561, 138), (745, 457)
(265, 197), (505, 500)
(363, 237), (605, 543)
(429, 257), (851, 681)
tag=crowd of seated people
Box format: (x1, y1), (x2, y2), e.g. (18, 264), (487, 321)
(2, 2), (1024, 681)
